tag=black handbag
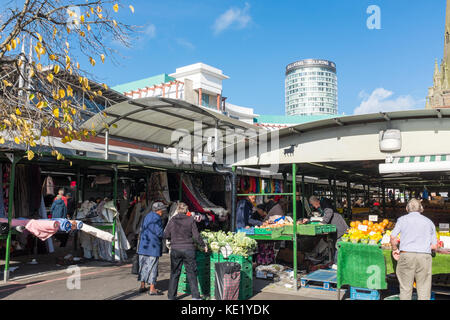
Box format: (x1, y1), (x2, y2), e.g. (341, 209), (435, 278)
(131, 253), (139, 274)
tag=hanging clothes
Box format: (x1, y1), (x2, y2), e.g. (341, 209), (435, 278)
(43, 175), (55, 196)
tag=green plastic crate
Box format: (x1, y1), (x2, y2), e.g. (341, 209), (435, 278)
(209, 253), (253, 300)
(254, 227), (271, 235)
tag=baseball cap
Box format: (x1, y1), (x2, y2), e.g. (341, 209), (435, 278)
(152, 202), (167, 212)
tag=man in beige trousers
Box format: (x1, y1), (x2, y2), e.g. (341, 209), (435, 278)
(390, 198), (438, 300)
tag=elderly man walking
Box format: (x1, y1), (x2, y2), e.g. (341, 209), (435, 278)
(390, 198), (438, 300)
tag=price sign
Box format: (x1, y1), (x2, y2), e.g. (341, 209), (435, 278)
(439, 223), (449, 232)
(358, 225), (368, 232)
(369, 215), (378, 222)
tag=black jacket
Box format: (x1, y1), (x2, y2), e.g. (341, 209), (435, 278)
(164, 214), (206, 251)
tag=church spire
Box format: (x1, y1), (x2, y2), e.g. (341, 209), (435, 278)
(444, 0), (450, 66)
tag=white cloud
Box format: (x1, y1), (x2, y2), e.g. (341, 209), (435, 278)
(213, 2), (251, 35)
(353, 88), (424, 115)
(176, 38), (195, 50)
(143, 24), (156, 39)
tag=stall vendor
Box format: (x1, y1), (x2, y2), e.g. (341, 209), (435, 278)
(236, 195), (263, 229)
(252, 204), (268, 222)
(304, 195), (349, 266)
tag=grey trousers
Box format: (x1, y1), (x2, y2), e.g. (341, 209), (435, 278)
(396, 252), (432, 300)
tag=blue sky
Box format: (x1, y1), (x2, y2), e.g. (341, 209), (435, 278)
(93, 0), (447, 116)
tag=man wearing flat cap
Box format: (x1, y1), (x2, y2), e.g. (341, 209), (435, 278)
(137, 201), (167, 295)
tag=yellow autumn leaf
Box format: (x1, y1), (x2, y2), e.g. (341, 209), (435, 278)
(47, 73), (54, 83)
(54, 65), (60, 74)
(89, 57), (96, 66)
(59, 88), (66, 98)
(27, 150), (35, 161)
(15, 108), (21, 116)
(11, 39), (16, 50)
(14, 137), (20, 144)
(57, 153), (64, 160)
(80, 15), (85, 23)
(6, 44), (11, 51)
(113, 3), (119, 12)
(113, 20), (118, 27)
(53, 108), (60, 118)
(36, 33), (42, 42)
(2, 80), (12, 87)
(129, 5), (134, 13)
(0, 137), (4, 144)
(87, 24), (91, 32)
(100, 54), (105, 63)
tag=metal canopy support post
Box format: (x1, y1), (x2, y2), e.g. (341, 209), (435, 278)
(105, 129), (109, 160)
(292, 163), (298, 290)
(381, 183), (386, 217)
(346, 180), (351, 219)
(333, 177), (337, 210)
(111, 164), (118, 261)
(231, 166), (237, 232)
(4, 153), (19, 282)
(301, 175), (305, 219)
(179, 173), (183, 201)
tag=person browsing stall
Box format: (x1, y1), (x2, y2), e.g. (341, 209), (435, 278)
(164, 202), (208, 300)
(390, 198), (438, 300)
(137, 202), (165, 296)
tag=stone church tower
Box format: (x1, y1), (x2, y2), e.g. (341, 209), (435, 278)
(426, 0), (450, 109)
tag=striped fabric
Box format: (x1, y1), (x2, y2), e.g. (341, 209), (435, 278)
(392, 155), (450, 164)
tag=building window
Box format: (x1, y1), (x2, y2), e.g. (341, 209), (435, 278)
(201, 93), (210, 108)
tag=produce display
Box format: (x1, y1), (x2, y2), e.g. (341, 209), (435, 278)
(200, 230), (257, 257)
(341, 219), (395, 245)
(253, 216), (294, 229)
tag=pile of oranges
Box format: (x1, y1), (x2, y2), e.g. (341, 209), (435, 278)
(349, 219), (390, 234)
(343, 219), (391, 244)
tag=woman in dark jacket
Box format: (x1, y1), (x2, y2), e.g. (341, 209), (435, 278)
(137, 202), (165, 295)
(164, 202), (207, 300)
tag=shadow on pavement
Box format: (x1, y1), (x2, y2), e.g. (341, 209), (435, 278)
(0, 280), (44, 299)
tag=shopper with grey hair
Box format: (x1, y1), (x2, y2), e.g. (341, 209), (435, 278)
(390, 198), (438, 300)
(137, 201), (166, 295)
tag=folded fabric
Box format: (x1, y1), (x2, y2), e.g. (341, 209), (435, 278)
(70, 220), (83, 230)
(25, 220), (60, 241)
(0, 218), (29, 227)
(80, 224), (114, 242)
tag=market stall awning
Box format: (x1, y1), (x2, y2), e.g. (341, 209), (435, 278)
(379, 154), (450, 174)
(81, 97), (259, 151)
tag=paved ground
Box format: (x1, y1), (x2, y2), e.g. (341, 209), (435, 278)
(0, 251), (448, 300)
(0, 252), (342, 300)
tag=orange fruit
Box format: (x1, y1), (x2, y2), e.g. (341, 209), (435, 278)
(383, 219), (389, 225)
(368, 221), (374, 227)
(355, 221), (361, 226)
(350, 221), (356, 228)
(363, 220), (369, 226)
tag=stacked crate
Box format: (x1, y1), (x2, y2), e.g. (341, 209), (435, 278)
(177, 251), (210, 297)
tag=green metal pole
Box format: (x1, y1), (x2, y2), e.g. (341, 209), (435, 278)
(4, 154), (18, 282)
(346, 180), (351, 219)
(301, 175), (305, 219)
(111, 165), (118, 261)
(292, 163), (298, 290)
(179, 173), (183, 201)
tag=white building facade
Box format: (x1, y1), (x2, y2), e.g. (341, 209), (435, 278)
(285, 59), (338, 116)
(112, 62), (258, 124)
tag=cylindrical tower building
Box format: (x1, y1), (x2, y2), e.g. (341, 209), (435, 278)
(285, 59), (338, 116)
